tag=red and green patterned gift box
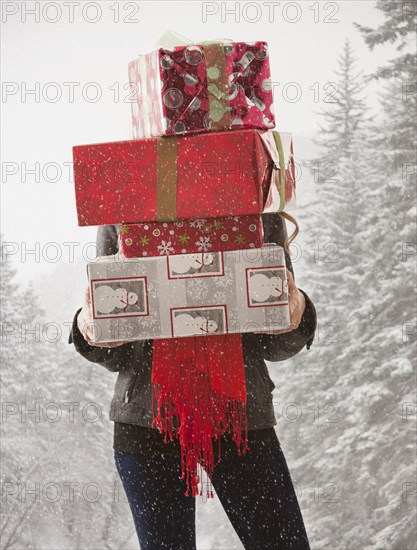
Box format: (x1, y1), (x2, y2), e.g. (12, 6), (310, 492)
(72, 129), (296, 227)
(120, 215), (263, 258)
(128, 40), (275, 139)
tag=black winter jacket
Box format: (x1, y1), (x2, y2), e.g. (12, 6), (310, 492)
(68, 212), (317, 433)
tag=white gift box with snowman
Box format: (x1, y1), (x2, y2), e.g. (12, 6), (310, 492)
(87, 244), (290, 343)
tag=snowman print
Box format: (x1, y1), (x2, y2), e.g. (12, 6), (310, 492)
(173, 313), (218, 337)
(169, 253), (214, 275)
(168, 252), (223, 278)
(92, 278), (147, 318)
(247, 269), (287, 306)
(171, 306), (227, 338)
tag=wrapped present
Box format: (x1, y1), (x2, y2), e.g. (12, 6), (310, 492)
(73, 129), (296, 227)
(128, 39), (275, 139)
(120, 215), (263, 258)
(87, 244), (290, 342)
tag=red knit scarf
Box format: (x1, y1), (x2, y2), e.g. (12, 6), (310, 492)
(151, 333), (250, 499)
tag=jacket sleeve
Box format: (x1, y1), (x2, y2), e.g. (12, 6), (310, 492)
(68, 224), (145, 373)
(244, 212), (317, 362)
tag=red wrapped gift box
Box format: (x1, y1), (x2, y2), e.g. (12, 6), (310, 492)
(128, 40), (275, 139)
(120, 215), (263, 258)
(73, 129), (295, 227)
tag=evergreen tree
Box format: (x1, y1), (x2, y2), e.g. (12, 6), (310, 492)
(354, 10), (417, 547)
(355, 0), (417, 170)
(0, 240), (134, 549)
(354, 0), (417, 80)
(355, 1), (416, 348)
(308, 39), (370, 177)
(303, 39), (373, 351)
(270, 23), (416, 547)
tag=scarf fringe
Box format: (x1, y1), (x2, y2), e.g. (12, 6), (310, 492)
(151, 364), (250, 499)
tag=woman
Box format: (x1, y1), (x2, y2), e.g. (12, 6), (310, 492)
(69, 211), (317, 550)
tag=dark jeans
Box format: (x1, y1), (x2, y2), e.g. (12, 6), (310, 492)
(114, 426), (310, 550)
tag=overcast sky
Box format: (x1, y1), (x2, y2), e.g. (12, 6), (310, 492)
(1, 1), (396, 283)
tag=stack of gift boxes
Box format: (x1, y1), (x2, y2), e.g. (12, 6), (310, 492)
(72, 38), (297, 343)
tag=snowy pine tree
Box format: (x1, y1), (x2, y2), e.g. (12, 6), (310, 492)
(304, 39), (373, 351)
(0, 241), (137, 549)
(268, 26), (415, 548)
(354, 7), (417, 547)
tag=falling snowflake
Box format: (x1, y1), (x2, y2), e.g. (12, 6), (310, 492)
(157, 240), (174, 255)
(195, 236), (212, 252)
(189, 218), (207, 229)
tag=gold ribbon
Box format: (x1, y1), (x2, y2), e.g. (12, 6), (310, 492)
(156, 137), (178, 221)
(259, 130), (292, 213)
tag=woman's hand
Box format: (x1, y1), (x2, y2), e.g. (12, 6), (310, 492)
(77, 287), (129, 348)
(254, 268), (306, 335)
